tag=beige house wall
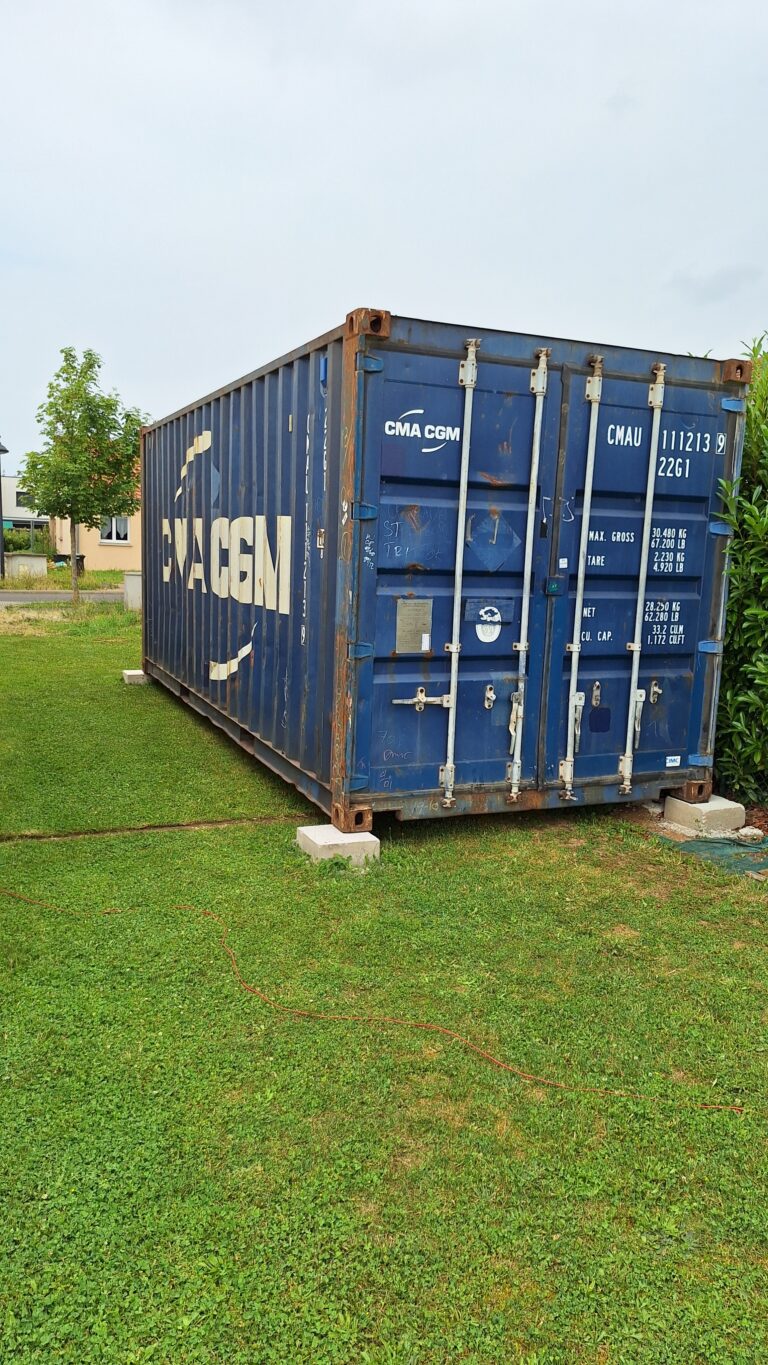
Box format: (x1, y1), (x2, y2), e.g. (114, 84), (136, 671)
(51, 511), (142, 572)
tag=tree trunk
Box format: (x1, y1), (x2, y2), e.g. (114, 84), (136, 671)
(70, 519), (79, 605)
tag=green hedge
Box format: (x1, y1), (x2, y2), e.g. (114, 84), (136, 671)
(2, 526), (52, 555)
(715, 337), (768, 803)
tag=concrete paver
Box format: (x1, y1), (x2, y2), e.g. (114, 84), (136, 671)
(297, 824), (380, 867)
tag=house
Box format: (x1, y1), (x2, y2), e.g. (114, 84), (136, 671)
(50, 510), (142, 572)
(1, 475), (48, 534)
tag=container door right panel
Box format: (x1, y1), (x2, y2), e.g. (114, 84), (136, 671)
(546, 370), (731, 793)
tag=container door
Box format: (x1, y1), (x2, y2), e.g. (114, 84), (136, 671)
(355, 345), (562, 807)
(545, 364), (733, 797)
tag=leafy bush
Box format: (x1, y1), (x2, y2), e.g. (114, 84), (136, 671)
(715, 336), (768, 803)
(2, 529), (31, 552)
(2, 526), (51, 555)
(35, 526), (53, 556)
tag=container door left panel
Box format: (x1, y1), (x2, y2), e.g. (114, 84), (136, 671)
(351, 347), (561, 807)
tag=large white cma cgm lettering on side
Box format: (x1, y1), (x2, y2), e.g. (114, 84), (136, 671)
(161, 515), (292, 612)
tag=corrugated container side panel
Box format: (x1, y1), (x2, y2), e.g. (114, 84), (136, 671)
(142, 330), (347, 803)
(275, 366), (291, 754)
(292, 357), (309, 765)
(285, 361), (302, 762)
(264, 370), (280, 750)
(234, 384), (251, 735)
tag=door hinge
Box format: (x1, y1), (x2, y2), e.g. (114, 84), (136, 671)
(352, 502), (378, 520)
(355, 353), (383, 373)
(347, 641), (374, 659)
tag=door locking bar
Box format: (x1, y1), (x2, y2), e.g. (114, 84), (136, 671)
(508, 348), (550, 801)
(393, 687), (451, 712)
(440, 338), (480, 808)
(560, 357), (603, 800)
(619, 362), (666, 794)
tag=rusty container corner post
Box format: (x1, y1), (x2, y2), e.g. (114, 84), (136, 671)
(329, 310), (391, 833)
(141, 310), (749, 829)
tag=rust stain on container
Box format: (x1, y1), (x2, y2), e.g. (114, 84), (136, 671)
(401, 504), (423, 532)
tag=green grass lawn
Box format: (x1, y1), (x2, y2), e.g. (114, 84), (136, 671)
(1, 607), (767, 1361)
(0, 568), (124, 591)
(0, 604), (310, 835)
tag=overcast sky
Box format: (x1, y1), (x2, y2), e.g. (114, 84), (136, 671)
(2, 0), (766, 473)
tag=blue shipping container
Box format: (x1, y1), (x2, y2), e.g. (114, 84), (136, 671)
(141, 309), (750, 830)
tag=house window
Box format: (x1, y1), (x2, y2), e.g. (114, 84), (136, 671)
(15, 490), (32, 509)
(100, 516), (130, 544)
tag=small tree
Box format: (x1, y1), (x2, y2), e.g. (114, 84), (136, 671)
(22, 348), (145, 602)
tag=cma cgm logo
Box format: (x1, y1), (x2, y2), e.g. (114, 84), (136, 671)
(161, 515), (291, 612)
(162, 429), (292, 680)
(383, 408), (461, 454)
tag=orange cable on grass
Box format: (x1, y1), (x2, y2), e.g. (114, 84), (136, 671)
(0, 885), (746, 1116)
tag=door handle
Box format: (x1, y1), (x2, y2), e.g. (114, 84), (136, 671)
(392, 687), (451, 713)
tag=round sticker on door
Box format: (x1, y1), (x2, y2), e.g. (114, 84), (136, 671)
(475, 605), (502, 643)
